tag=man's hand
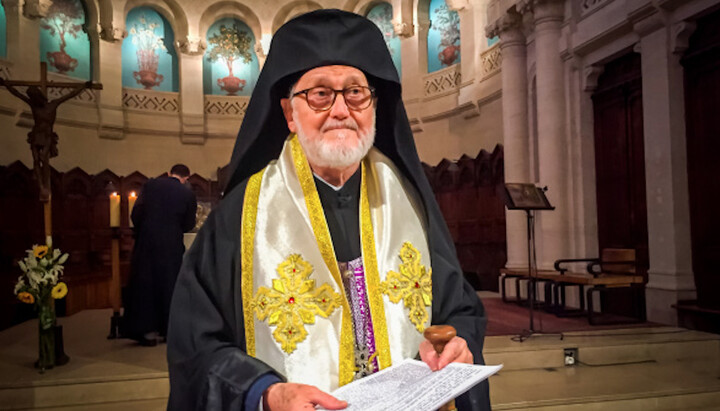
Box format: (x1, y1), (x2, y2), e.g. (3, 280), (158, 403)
(419, 336), (473, 371)
(263, 382), (347, 411)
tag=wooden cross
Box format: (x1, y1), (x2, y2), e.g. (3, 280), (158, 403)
(0, 62), (103, 236)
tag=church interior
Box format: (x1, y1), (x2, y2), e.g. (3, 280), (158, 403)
(1, 0), (719, 409)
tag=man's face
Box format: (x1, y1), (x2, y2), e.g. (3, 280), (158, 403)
(281, 65), (376, 169)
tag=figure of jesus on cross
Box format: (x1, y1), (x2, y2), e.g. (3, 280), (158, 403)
(0, 62), (102, 234)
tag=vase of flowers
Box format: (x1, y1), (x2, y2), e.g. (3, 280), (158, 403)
(14, 236), (69, 372)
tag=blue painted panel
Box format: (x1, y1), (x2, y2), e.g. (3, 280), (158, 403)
(39, 0), (91, 80)
(122, 7), (178, 92)
(202, 18), (259, 96)
(427, 0), (461, 73)
(367, 3), (401, 78)
(0, 2), (6, 58)
(488, 36), (499, 47)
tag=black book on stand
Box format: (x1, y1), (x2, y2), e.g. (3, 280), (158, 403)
(502, 183), (563, 342)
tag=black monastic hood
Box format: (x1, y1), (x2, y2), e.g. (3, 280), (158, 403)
(224, 8), (416, 194)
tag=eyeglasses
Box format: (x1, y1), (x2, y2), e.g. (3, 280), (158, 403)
(291, 85), (376, 111)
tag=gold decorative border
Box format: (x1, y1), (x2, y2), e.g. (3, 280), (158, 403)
(241, 169), (265, 357)
(289, 135), (355, 387)
(359, 160), (392, 370)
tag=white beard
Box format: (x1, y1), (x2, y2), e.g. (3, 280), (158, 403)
(294, 110), (376, 169)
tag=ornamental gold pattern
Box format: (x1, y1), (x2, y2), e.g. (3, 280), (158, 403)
(382, 242), (432, 332)
(253, 254), (342, 354)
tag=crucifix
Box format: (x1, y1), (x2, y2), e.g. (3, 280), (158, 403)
(0, 62), (102, 236)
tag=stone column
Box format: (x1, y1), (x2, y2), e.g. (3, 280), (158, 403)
(178, 38), (206, 144)
(97, 23), (126, 140)
(11, 0), (45, 75)
(634, 17), (696, 325)
(533, 0), (569, 268)
(488, 10), (530, 269)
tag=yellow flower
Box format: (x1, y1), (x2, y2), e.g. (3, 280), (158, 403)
(52, 282), (68, 299)
(33, 245), (49, 259)
(18, 292), (35, 304)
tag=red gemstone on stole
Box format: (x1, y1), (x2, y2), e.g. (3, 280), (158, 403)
(288, 297), (295, 304)
(415, 282), (420, 288)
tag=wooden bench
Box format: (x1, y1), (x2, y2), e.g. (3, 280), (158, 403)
(499, 268), (561, 307)
(554, 249), (646, 325)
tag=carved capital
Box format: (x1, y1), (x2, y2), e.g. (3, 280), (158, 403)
(516, 0), (534, 15)
(253, 42), (265, 59)
(99, 23), (127, 43)
(179, 36), (207, 56)
(486, 10), (524, 45)
(23, 0), (52, 19)
(1, 0), (20, 13)
(671, 21), (696, 55)
(393, 21), (414, 38)
(583, 65), (604, 92)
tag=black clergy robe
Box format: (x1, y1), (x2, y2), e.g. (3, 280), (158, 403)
(166, 171), (490, 410)
(124, 176), (196, 339)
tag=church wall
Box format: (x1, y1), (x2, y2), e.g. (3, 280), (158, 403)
(0, 104), (235, 178)
(487, 0), (720, 326)
(0, 0), (503, 180)
(411, 95), (503, 165)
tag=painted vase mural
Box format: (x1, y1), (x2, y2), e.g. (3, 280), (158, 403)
(39, 0), (90, 79)
(121, 7), (177, 92)
(203, 18), (259, 96)
(427, 0), (461, 73)
(130, 15), (166, 89)
(207, 23), (252, 95)
(366, 2), (401, 77)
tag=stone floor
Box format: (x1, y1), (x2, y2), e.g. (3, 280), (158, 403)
(0, 307), (718, 410)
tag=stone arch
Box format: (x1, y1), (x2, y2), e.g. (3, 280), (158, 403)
(198, 1), (262, 45)
(123, 0), (188, 42)
(271, 1), (323, 34)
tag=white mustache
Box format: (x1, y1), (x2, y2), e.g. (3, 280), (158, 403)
(321, 119), (358, 132)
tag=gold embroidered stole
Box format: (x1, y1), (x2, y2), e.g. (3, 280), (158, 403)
(241, 135), (431, 392)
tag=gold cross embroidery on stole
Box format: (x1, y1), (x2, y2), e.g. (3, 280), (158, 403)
(381, 242), (433, 332)
(253, 254), (343, 354)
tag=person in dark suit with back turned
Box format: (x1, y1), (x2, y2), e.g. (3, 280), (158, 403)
(124, 164), (197, 346)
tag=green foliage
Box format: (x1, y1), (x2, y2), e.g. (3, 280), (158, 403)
(206, 23), (253, 67)
(40, 0), (84, 50)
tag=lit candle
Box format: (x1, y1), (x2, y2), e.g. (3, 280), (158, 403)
(109, 192), (121, 227)
(128, 191), (137, 227)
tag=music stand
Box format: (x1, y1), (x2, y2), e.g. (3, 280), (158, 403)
(502, 183), (563, 342)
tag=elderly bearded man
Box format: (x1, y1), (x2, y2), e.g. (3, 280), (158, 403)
(167, 9), (490, 411)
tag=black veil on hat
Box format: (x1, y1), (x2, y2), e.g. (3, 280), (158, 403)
(224, 8), (411, 194)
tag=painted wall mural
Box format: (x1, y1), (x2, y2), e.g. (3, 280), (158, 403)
(122, 7), (178, 92)
(427, 0), (461, 73)
(203, 18), (259, 96)
(0, 2), (7, 58)
(366, 3), (401, 77)
(39, 0), (91, 79)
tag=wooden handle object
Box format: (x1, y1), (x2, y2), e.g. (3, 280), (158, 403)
(423, 325), (458, 411)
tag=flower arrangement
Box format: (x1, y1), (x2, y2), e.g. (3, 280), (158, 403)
(15, 237), (69, 306)
(14, 236), (69, 371)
